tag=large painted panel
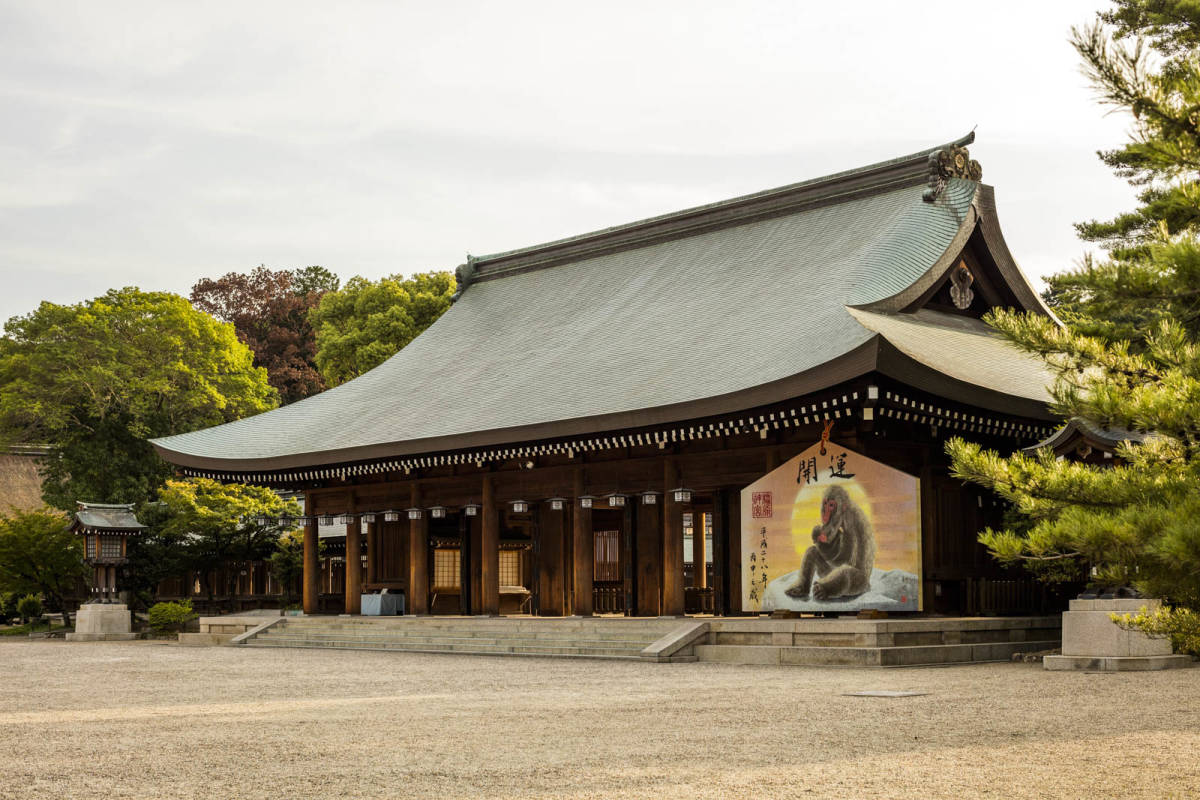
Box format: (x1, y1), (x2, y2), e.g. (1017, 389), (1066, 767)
(741, 441), (921, 613)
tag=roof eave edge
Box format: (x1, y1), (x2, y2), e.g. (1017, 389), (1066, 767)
(151, 339), (885, 474)
(874, 338), (1055, 421)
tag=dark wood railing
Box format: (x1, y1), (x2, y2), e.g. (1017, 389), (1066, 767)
(593, 584), (624, 613)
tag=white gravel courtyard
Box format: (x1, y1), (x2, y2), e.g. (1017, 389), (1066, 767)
(0, 640), (1196, 799)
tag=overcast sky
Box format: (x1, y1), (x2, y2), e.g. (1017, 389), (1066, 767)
(0, 1), (1137, 325)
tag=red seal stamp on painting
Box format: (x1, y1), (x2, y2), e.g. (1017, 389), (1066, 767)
(751, 491), (773, 519)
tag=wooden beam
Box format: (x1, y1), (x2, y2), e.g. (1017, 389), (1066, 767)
(572, 467), (593, 615)
(481, 474), (499, 615)
(695, 511), (707, 589)
(408, 484), (429, 614)
(302, 510), (319, 615)
(662, 459), (684, 615)
(344, 516), (362, 614)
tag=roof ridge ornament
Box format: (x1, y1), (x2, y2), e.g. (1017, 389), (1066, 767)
(949, 262), (975, 309)
(451, 255), (478, 302)
(922, 134), (982, 203)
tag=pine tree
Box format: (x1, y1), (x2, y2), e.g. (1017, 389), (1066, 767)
(1046, 5), (1200, 346)
(949, 9), (1200, 606)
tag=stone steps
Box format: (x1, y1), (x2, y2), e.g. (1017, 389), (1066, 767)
(240, 617), (673, 661)
(253, 632), (659, 648)
(248, 637), (649, 659)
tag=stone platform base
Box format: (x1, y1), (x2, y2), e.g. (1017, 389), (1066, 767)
(1047, 597), (1189, 672)
(1044, 654), (1192, 671)
(65, 632), (138, 642)
(66, 603), (133, 642)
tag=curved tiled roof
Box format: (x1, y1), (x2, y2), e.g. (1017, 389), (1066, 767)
(153, 136), (1053, 472)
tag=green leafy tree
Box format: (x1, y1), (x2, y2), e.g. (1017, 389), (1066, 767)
(157, 478), (300, 604)
(290, 265), (341, 297)
(122, 501), (191, 607)
(310, 271), (454, 386)
(0, 509), (87, 626)
(0, 288), (278, 509)
(268, 529), (308, 607)
(950, 10), (1200, 607)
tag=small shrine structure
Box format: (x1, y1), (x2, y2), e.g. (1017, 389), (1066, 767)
(70, 501), (145, 603)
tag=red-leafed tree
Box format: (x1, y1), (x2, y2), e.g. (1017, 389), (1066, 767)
(190, 265), (339, 404)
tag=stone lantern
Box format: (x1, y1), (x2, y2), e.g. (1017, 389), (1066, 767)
(65, 502), (145, 642)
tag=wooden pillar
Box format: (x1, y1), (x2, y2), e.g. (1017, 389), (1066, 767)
(636, 496), (663, 615)
(459, 512), (471, 615)
(302, 513), (319, 615)
(695, 511), (708, 589)
(712, 490), (727, 616)
(537, 501), (566, 615)
(662, 460), (685, 615)
(622, 499), (635, 616)
(481, 475), (499, 615)
(408, 485), (429, 614)
(564, 502), (575, 615)
(344, 516), (362, 614)
(572, 468), (593, 616)
(726, 488), (743, 615)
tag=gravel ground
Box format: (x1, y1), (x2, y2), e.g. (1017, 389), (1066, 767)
(0, 640), (1197, 799)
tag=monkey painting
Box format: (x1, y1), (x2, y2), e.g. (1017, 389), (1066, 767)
(784, 485), (876, 601)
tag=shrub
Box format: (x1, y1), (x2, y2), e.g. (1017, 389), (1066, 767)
(147, 600), (198, 634)
(0, 591), (20, 623)
(1112, 605), (1200, 657)
(15, 594), (42, 624)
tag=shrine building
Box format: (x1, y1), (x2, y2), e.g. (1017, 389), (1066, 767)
(152, 133), (1061, 619)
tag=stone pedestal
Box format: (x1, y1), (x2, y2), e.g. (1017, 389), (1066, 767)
(65, 603), (137, 642)
(1044, 598), (1191, 671)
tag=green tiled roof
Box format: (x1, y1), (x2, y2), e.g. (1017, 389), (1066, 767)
(152, 137), (1053, 472)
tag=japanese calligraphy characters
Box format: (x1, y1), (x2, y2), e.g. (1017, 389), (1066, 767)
(784, 485), (875, 601)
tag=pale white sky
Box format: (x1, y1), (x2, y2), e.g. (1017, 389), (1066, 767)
(0, 1), (1137, 324)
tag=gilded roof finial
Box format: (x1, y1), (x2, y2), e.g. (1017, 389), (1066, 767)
(451, 254), (478, 302)
(922, 131), (982, 202)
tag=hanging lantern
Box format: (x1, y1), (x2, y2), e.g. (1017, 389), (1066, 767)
(463, 503), (481, 517)
(606, 493), (626, 508)
(511, 499), (529, 514)
(406, 507), (423, 520)
(336, 513), (354, 525)
(360, 512), (377, 524)
(318, 514), (335, 526)
(548, 497), (566, 511)
(640, 491), (660, 506)
(278, 514), (295, 527)
(672, 487), (694, 504)
(578, 495), (595, 509)
(253, 515), (270, 526)
(430, 505), (447, 519)
(383, 510), (401, 523)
